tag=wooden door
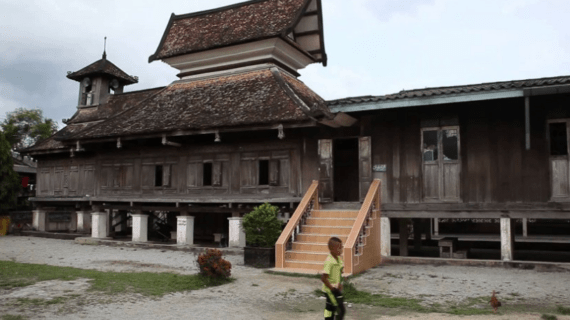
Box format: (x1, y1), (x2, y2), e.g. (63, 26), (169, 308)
(359, 136), (372, 201)
(549, 120), (570, 200)
(422, 126), (460, 202)
(318, 139), (334, 202)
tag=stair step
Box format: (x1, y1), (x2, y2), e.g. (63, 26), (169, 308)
(283, 260), (326, 271)
(302, 225), (353, 235)
(285, 251), (329, 261)
(311, 210), (360, 218)
(305, 217), (356, 227)
(291, 242), (330, 252)
(320, 202), (361, 210)
(296, 234), (349, 243)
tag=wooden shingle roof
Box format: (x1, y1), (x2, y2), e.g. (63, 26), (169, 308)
(149, 0), (325, 63)
(64, 67), (330, 141)
(67, 55), (138, 85)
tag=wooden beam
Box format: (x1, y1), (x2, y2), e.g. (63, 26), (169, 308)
(99, 204), (252, 213)
(383, 210), (570, 219)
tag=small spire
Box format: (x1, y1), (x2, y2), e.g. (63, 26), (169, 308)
(102, 36), (107, 59)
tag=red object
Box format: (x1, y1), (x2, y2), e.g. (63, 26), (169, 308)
(21, 176), (29, 188)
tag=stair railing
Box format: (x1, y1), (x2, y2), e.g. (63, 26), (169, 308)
(343, 179), (381, 275)
(275, 180), (320, 269)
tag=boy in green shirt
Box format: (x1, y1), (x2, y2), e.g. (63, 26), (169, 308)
(321, 237), (345, 320)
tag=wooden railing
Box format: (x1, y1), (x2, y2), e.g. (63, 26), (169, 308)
(275, 180), (319, 268)
(343, 179), (382, 275)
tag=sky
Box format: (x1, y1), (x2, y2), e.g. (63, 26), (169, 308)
(1, 0), (569, 128)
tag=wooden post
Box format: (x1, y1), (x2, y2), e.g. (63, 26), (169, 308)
(525, 96), (530, 150)
(522, 218), (528, 237)
(399, 218), (409, 256)
(413, 218), (422, 250)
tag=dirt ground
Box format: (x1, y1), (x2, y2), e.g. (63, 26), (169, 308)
(1, 236), (570, 320)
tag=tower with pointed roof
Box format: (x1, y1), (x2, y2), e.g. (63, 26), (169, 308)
(67, 51), (138, 107)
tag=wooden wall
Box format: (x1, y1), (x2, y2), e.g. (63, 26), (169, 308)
(366, 95), (556, 204)
(35, 138), (306, 201)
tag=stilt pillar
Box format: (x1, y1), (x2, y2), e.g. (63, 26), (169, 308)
(228, 217), (246, 247)
(76, 211), (92, 233)
(434, 218), (439, 236)
(380, 217), (391, 256)
(32, 209), (47, 232)
(522, 218), (528, 237)
(399, 218), (409, 256)
(132, 212), (148, 242)
(176, 215), (195, 245)
(91, 209), (108, 239)
(500, 218), (515, 261)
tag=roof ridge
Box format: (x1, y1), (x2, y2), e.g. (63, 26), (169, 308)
(174, 0), (269, 21)
(400, 74), (570, 94)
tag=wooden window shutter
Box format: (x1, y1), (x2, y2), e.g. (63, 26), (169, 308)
(269, 160), (280, 186)
(163, 165), (171, 187)
(187, 162), (198, 187)
(212, 162), (222, 187)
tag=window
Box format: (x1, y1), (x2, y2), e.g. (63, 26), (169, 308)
(258, 160), (269, 185)
(203, 162), (213, 186)
(155, 165), (171, 187)
(421, 126), (460, 201)
(550, 122), (568, 156)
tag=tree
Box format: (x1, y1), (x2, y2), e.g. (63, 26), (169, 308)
(0, 131), (21, 213)
(1, 108), (58, 149)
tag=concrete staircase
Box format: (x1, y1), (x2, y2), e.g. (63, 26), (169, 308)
(276, 180), (382, 275)
(282, 207), (359, 272)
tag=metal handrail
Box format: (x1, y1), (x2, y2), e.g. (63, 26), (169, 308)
(275, 180), (319, 268)
(343, 179), (381, 274)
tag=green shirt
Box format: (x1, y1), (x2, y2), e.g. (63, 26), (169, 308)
(321, 253), (343, 292)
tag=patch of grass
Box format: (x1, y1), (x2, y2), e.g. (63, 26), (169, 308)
(558, 305), (570, 315)
(251, 283), (259, 286)
(542, 314), (558, 320)
(1, 315), (27, 320)
(0, 260), (233, 297)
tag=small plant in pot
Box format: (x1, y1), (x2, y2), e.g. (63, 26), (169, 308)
(242, 203), (283, 268)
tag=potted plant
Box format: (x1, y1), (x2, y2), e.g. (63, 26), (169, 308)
(242, 203), (283, 268)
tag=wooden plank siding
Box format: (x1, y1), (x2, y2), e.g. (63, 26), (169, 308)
(360, 96), (556, 206)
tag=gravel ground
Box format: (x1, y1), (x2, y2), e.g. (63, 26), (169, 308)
(1, 236), (570, 320)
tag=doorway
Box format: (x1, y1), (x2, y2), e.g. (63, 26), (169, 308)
(333, 138), (360, 202)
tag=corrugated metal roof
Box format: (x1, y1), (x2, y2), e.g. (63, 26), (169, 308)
(327, 75), (570, 106)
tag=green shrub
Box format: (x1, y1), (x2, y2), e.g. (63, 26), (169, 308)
(197, 248), (232, 279)
(242, 203), (283, 247)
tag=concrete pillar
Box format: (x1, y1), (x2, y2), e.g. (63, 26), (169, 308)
(500, 218), (515, 261)
(522, 218), (528, 237)
(380, 217), (391, 256)
(76, 211), (92, 233)
(399, 218), (409, 256)
(69, 212), (77, 232)
(132, 213), (149, 242)
(91, 212), (108, 238)
(176, 215), (195, 245)
(32, 209), (47, 232)
(434, 218), (439, 236)
(228, 217), (246, 247)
